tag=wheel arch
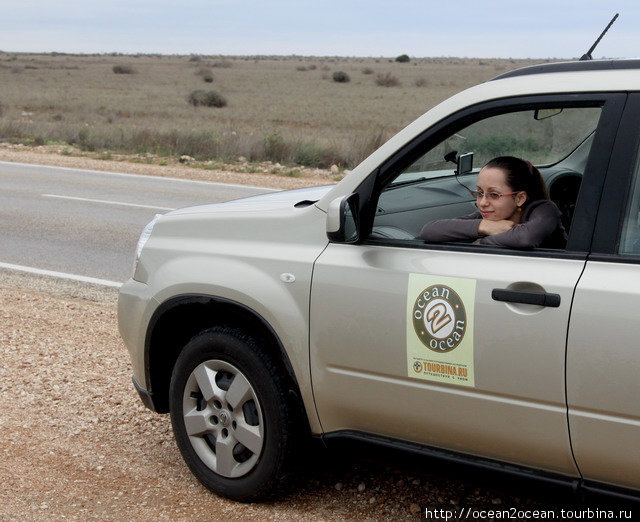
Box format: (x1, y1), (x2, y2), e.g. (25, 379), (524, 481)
(144, 294), (302, 414)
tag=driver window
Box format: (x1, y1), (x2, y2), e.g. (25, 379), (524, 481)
(371, 106), (601, 247)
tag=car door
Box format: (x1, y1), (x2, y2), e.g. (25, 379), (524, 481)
(310, 94), (625, 476)
(566, 94), (640, 493)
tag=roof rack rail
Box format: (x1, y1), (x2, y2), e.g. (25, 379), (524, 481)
(491, 59), (640, 81)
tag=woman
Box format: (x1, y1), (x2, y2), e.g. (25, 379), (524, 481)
(420, 156), (566, 249)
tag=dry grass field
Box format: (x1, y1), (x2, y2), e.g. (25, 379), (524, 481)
(0, 53), (550, 168)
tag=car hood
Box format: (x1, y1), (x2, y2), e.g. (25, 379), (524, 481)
(169, 184), (334, 215)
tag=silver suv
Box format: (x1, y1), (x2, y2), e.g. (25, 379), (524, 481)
(119, 59), (640, 502)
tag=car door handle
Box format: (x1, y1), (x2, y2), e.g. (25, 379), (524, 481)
(491, 289), (561, 308)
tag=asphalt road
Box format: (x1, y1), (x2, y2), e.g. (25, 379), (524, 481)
(0, 161), (275, 283)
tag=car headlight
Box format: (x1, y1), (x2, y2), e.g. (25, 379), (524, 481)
(132, 214), (161, 280)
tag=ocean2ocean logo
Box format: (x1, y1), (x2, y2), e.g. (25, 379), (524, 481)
(412, 285), (466, 352)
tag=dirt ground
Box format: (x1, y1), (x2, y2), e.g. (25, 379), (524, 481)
(0, 150), (621, 520)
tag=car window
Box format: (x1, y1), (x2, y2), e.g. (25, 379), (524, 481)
(619, 153), (640, 255)
(373, 105), (602, 244)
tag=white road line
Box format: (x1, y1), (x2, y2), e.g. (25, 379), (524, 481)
(42, 194), (176, 211)
(0, 262), (122, 288)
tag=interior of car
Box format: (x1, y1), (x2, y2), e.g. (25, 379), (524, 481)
(370, 107), (600, 245)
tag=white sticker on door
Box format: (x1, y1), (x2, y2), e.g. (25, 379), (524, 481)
(407, 273), (476, 387)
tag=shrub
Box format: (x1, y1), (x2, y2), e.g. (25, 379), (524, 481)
(195, 67), (214, 83)
(395, 54), (410, 63)
(375, 72), (401, 87)
(332, 71), (350, 83)
(188, 89), (227, 108)
(189, 55), (202, 62)
(415, 77), (430, 87)
(296, 65), (308, 72)
(212, 60), (233, 68)
(294, 142), (328, 167)
(112, 65), (136, 74)
(362, 67), (374, 75)
(263, 132), (291, 162)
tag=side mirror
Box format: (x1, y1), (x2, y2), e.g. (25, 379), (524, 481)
(326, 193), (360, 243)
(457, 152), (473, 175)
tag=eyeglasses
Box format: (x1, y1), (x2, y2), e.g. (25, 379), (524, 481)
(469, 189), (519, 200)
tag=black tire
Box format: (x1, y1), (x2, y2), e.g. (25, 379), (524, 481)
(169, 327), (299, 502)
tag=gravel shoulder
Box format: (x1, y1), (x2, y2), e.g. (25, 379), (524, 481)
(0, 144), (337, 190)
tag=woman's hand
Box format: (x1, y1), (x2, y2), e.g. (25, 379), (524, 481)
(478, 219), (516, 236)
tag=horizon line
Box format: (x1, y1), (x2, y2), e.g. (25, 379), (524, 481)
(0, 50), (586, 61)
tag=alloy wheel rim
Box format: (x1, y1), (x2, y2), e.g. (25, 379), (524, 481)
(182, 359), (264, 478)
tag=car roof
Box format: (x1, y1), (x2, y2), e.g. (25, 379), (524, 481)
(492, 58), (640, 80)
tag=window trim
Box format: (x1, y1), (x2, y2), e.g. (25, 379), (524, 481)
(355, 92), (627, 257)
(366, 237), (589, 260)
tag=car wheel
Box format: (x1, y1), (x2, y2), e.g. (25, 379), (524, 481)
(169, 327), (298, 502)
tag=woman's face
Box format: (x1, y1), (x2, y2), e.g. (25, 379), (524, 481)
(475, 167), (526, 222)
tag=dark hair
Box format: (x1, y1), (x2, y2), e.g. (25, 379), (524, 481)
(483, 156), (548, 201)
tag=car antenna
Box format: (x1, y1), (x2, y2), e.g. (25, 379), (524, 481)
(579, 13), (619, 61)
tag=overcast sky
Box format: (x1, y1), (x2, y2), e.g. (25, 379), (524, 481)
(1, 1), (638, 59)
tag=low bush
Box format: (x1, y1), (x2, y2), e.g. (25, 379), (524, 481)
(332, 71), (350, 83)
(375, 72), (401, 87)
(362, 67), (374, 75)
(263, 132), (291, 162)
(188, 89), (227, 108)
(395, 54), (410, 63)
(212, 60), (233, 68)
(294, 142), (334, 168)
(112, 65), (136, 74)
(415, 77), (430, 87)
(195, 67), (214, 83)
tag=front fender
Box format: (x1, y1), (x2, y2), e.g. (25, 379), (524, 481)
(145, 247), (322, 432)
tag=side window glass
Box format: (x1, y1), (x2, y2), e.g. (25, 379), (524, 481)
(373, 106), (601, 244)
(619, 158), (640, 255)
